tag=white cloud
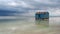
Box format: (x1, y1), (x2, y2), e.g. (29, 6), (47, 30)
(47, 8), (60, 16)
(34, 0), (57, 4)
(0, 0), (35, 9)
(17, 1), (35, 8)
(8, 2), (18, 7)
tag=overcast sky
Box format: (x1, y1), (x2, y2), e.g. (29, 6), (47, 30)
(0, 0), (60, 16)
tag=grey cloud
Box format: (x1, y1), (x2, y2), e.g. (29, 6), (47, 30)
(50, 0), (60, 3)
(15, 0), (60, 10)
(0, 0), (60, 16)
(0, 0), (60, 11)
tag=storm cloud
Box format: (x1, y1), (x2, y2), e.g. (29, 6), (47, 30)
(0, 0), (60, 16)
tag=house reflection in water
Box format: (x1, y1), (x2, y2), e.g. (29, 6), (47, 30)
(35, 19), (49, 28)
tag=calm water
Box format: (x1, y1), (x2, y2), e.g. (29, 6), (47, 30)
(0, 17), (60, 34)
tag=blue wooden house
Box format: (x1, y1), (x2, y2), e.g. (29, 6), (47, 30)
(35, 12), (49, 20)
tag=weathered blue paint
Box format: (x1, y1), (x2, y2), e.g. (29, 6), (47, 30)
(35, 12), (49, 20)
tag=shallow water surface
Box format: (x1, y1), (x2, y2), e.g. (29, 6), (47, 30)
(0, 17), (60, 34)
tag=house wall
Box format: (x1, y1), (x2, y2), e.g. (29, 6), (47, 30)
(35, 12), (49, 20)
